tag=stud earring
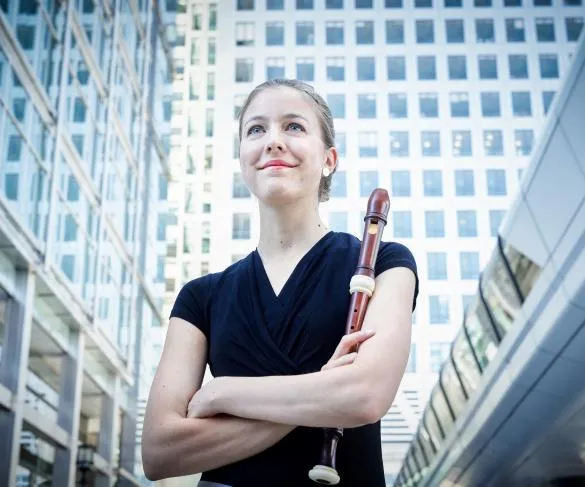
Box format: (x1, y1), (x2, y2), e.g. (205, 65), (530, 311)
(322, 167), (331, 177)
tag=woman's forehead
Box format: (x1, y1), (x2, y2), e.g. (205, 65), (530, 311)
(245, 87), (316, 119)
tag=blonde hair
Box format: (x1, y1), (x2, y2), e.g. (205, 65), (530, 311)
(238, 79), (337, 203)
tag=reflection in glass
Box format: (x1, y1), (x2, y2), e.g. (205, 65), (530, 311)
(431, 385), (454, 436)
(481, 245), (523, 336)
(501, 239), (542, 299)
(441, 361), (467, 416)
(452, 326), (483, 394)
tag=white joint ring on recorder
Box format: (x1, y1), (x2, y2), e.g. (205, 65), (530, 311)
(349, 275), (376, 297)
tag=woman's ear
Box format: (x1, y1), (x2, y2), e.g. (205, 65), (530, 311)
(325, 146), (338, 173)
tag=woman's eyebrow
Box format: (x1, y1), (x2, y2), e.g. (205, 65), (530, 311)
(244, 113), (309, 127)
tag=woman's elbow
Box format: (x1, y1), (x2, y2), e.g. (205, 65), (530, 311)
(142, 441), (165, 481)
(355, 385), (396, 425)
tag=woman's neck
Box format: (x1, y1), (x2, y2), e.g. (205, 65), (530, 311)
(256, 199), (329, 260)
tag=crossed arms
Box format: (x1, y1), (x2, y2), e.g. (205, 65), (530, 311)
(141, 266), (415, 480)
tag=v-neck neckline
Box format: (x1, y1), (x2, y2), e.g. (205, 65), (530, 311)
(255, 231), (334, 301)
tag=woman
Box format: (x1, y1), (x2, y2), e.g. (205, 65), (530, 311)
(141, 79), (419, 486)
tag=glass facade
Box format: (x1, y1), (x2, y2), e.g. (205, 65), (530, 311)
(394, 236), (542, 487)
(0, 0), (172, 484)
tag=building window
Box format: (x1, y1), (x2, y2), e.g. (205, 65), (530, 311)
(387, 56), (406, 80)
(416, 0), (432, 7)
(232, 213), (251, 239)
(358, 94), (376, 118)
(419, 93), (438, 118)
(16, 25), (35, 50)
(390, 132), (409, 157)
(337, 132), (346, 156)
(423, 170), (443, 197)
(481, 92), (501, 117)
(428, 253), (448, 280)
(421, 131), (441, 156)
(235, 58), (253, 82)
(514, 129), (534, 156)
(417, 56), (437, 80)
(391, 171), (411, 197)
(296, 22), (314, 45)
(478, 55), (498, 79)
(358, 132), (378, 157)
(446, 19), (464, 43)
(476, 18), (495, 42)
(448, 55), (467, 80)
(459, 252), (479, 280)
(357, 57), (376, 81)
(539, 54), (559, 79)
(356, 21), (374, 44)
(416, 20), (435, 43)
(329, 212), (348, 232)
(430, 342), (451, 372)
(235, 22), (255, 46)
(509, 54), (528, 79)
(266, 57), (285, 80)
(425, 211), (445, 238)
(389, 93), (407, 118)
(486, 169), (507, 195)
(511, 91), (532, 116)
(475, 0), (491, 6)
(296, 57), (314, 81)
(296, 0), (313, 8)
(455, 170), (475, 196)
(266, 22), (284, 46)
(536, 18), (555, 42)
(445, 0), (462, 6)
(326, 21), (344, 45)
(327, 94), (345, 118)
(506, 18), (526, 42)
(237, 0), (254, 9)
(267, 0), (284, 9)
(360, 171), (379, 197)
(566, 17), (584, 42)
(208, 38), (216, 64)
(393, 211), (413, 238)
(6, 136), (22, 161)
(386, 0), (402, 6)
(326, 57), (345, 81)
(453, 130), (472, 157)
(484, 130), (503, 156)
(386, 20), (404, 43)
(542, 91), (555, 114)
(327, 0), (343, 6)
(406, 344), (417, 373)
(489, 210), (505, 237)
(429, 296), (450, 324)
(457, 210), (477, 237)
(356, 0), (373, 6)
(330, 171), (347, 197)
(450, 92), (469, 117)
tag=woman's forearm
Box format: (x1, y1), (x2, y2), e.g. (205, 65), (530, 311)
(208, 365), (381, 429)
(142, 413), (294, 480)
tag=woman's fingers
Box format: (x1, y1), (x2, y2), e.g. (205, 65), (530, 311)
(321, 352), (358, 371)
(327, 329), (376, 364)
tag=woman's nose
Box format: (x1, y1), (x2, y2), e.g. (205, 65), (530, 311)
(266, 139), (285, 153)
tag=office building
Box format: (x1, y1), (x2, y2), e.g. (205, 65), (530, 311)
(0, 0), (172, 484)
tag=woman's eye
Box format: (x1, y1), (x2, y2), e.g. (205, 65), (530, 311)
(287, 122), (304, 132)
(247, 125), (263, 135)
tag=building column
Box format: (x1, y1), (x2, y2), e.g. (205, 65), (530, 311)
(52, 331), (85, 487)
(96, 375), (120, 487)
(0, 268), (36, 487)
(116, 410), (138, 487)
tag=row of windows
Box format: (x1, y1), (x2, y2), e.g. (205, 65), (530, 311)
(232, 126), (534, 159)
(236, 17), (584, 47)
(234, 90), (554, 124)
(235, 53), (564, 83)
(396, 239), (542, 487)
(236, 0), (584, 10)
(326, 209), (507, 240)
(232, 169), (515, 201)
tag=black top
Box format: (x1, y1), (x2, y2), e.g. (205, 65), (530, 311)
(170, 231), (419, 487)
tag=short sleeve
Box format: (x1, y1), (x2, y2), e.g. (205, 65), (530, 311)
(169, 275), (212, 338)
(375, 241), (419, 311)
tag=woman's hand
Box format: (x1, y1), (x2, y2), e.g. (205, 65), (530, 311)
(321, 329), (375, 371)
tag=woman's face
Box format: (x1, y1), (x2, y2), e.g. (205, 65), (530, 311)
(239, 87), (336, 206)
